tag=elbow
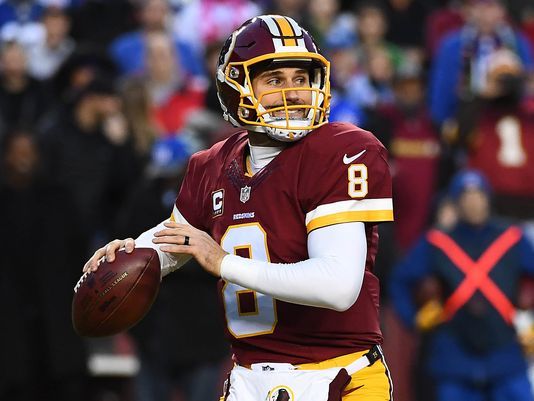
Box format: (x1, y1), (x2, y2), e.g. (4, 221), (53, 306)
(324, 280), (362, 312)
(331, 288), (360, 312)
(322, 258), (365, 312)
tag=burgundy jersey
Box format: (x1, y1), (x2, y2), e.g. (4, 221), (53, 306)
(468, 106), (534, 197)
(380, 105), (440, 251)
(174, 122), (394, 365)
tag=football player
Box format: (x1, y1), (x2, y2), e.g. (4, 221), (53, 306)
(84, 15), (394, 401)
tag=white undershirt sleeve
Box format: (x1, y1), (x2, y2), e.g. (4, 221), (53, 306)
(134, 206), (193, 277)
(220, 222), (367, 311)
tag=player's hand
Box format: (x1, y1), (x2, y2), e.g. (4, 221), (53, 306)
(82, 238), (136, 273)
(152, 221), (228, 277)
(415, 300), (444, 332)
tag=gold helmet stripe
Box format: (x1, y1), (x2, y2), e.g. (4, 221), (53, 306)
(274, 16), (297, 47)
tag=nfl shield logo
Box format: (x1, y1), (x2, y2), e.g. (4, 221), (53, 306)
(240, 186), (251, 203)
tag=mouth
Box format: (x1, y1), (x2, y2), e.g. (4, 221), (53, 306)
(271, 108), (306, 120)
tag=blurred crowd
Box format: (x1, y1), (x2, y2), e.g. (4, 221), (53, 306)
(0, 0), (533, 401)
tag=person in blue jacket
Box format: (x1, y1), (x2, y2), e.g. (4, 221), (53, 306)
(389, 169), (534, 401)
(429, 0), (534, 126)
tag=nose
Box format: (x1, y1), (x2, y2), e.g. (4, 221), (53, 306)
(284, 87), (300, 103)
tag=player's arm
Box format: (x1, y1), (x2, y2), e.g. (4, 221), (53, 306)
(153, 220), (366, 311)
(220, 221), (366, 311)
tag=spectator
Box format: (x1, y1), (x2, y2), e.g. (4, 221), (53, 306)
(69, 0), (137, 48)
(0, 41), (50, 138)
(325, 32), (366, 126)
(26, 6), (75, 80)
(367, 63), (441, 253)
(384, 0), (430, 49)
(144, 32), (205, 137)
(119, 76), (160, 162)
(354, 1), (405, 70)
(109, 0), (203, 78)
(39, 77), (140, 250)
(424, 0), (465, 58)
(429, 0), (534, 126)
(174, 0), (260, 55)
(390, 169), (534, 401)
(0, 0), (45, 48)
(346, 46), (396, 113)
(50, 46), (118, 102)
(456, 49), (534, 220)
(304, 0), (357, 52)
(0, 130), (89, 401)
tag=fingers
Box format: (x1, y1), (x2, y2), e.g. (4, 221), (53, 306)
(83, 248), (105, 273)
(153, 226), (226, 277)
(105, 239), (124, 262)
(153, 222), (194, 251)
(152, 234), (189, 245)
(82, 238), (136, 273)
(154, 222), (192, 246)
(154, 222), (189, 237)
(124, 238), (135, 253)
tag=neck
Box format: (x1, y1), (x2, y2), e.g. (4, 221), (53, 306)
(247, 142), (285, 174)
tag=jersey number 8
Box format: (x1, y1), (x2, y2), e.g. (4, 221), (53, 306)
(348, 164), (368, 198)
(220, 223), (278, 338)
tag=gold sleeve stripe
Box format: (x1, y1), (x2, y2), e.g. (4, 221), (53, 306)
(305, 198), (393, 226)
(274, 16), (297, 46)
(306, 210), (394, 233)
(169, 213), (175, 222)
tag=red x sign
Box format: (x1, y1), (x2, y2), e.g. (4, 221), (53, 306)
(427, 227), (522, 324)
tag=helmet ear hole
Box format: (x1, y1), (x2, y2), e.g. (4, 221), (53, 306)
(229, 67), (240, 79)
(238, 107), (250, 118)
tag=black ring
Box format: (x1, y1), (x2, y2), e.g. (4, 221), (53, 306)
(184, 236), (190, 246)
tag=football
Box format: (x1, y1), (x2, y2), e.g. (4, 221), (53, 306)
(72, 248), (161, 337)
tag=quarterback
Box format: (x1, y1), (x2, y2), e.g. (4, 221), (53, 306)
(85, 15), (394, 401)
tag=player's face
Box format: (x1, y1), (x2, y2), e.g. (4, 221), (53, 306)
(251, 67), (312, 120)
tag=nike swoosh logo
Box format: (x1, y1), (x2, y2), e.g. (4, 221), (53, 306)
(343, 150), (366, 164)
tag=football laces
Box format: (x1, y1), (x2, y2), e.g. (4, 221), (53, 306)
(74, 271), (91, 293)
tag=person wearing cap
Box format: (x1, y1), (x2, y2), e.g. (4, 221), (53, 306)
(389, 169), (534, 401)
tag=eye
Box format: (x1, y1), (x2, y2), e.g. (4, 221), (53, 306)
(294, 76), (309, 86)
(266, 78), (281, 86)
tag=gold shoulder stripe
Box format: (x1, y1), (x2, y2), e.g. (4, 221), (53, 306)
(274, 16), (297, 47)
(307, 210), (394, 233)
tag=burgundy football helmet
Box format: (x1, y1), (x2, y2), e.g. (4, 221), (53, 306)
(216, 15), (331, 142)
